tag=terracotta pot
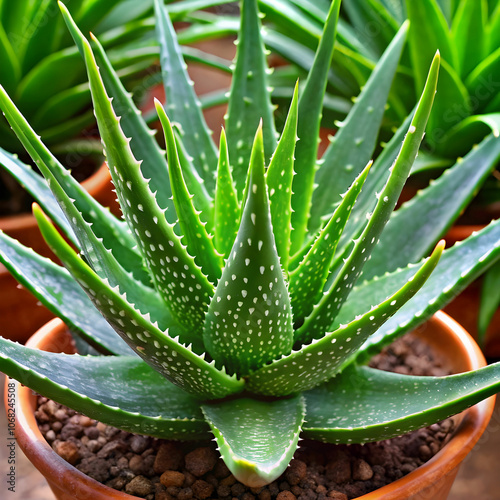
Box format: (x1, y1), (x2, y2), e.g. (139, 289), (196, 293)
(0, 163), (118, 343)
(5, 312), (495, 500)
(444, 224), (500, 358)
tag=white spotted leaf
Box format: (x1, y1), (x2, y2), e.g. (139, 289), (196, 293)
(154, 0), (218, 191)
(202, 395), (305, 487)
(225, 0), (277, 195)
(203, 126), (294, 376)
(34, 208), (244, 400)
(81, 32), (214, 333)
(303, 362), (500, 443)
(246, 242), (444, 396)
(266, 81), (298, 272)
(156, 101), (223, 283)
(214, 128), (241, 259)
(0, 338), (210, 439)
(291, 0), (341, 252)
(289, 161), (371, 323)
(294, 53), (440, 345)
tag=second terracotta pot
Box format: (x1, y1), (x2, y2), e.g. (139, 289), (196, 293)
(0, 163), (118, 343)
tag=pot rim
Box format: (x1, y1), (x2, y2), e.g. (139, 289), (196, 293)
(6, 312), (496, 500)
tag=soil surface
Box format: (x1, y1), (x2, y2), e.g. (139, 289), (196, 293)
(36, 333), (455, 500)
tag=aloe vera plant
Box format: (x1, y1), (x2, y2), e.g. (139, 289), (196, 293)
(2, 0), (500, 488)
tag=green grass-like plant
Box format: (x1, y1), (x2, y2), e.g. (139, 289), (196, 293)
(2, 0), (500, 487)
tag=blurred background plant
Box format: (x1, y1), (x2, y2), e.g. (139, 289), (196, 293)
(0, 0), (240, 216)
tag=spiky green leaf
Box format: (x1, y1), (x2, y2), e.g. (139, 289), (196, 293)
(309, 21), (408, 235)
(204, 126), (293, 375)
(154, 0), (218, 190)
(214, 128), (240, 259)
(81, 32), (214, 331)
(290, 0), (341, 252)
(362, 133), (500, 281)
(157, 101), (222, 283)
(225, 0), (277, 194)
(303, 361), (500, 443)
(289, 161), (371, 322)
(295, 53), (440, 344)
(202, 395), (305, 487)
(339, 219), (500, 362)
(0, 338), (209, 439)
(246, 242), (444, 396)
(35, 207), (244, 400)
(266, 81), (298, 271)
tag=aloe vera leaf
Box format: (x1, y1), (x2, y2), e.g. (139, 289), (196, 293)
(465, 46), (500, 112)
(204, 126), (294, 375)
(290, 0), (341, 253)
(81, 32), (215, 330)
(0, 22), (20, 93)
(0, 0), (37, 52)
(406, 0), (458, 94)
(478, 260), (500, 344)
(303, 362), (500, 443)
(214, 128), (240, 259)
(361, 133), (500, 282)
(89, 40), (175, 216)
(166, 0), (237, 18)
(32, 82), (90, 130)
(437, 114), (500, 157)
(0, 85), (152, 287)
(341, 0), (399, 58)
(16, 48), (84, 112)
(295, 54), (439, 344)
(225, 0), (277, 195)
(289, 162), (371, 322)
(201, 395), (305, 487)
(173, 130), (214, 229)
(60, 4), (174, 213)
(247, 242), (443, 396)
(34, 208), (244, 399)
(308, 21), (408, 236)
(266, 82), (298, 271)
(156, 101), (222, 282)
(20, 0), (69, 74)
(0, 231), (131, 356)
(0, 339), (210, 440)
(0, 148), (73, 240)
(487, 2), (500, 55)
(428, 59), (472, 150)
(338, 219), (500, 362)
(331, 111), (414, 261)
(154, 0), (217, 192)
(452, 0), (487, 77)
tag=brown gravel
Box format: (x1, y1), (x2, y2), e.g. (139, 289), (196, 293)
(36, 333), (455, 499)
